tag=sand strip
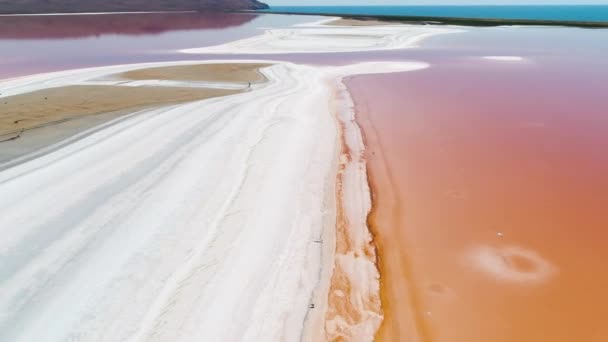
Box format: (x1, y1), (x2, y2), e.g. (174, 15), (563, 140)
(0, 62), (271, 164)
(0, 60), (271, 97)
(0, 85), (238, 137)
(118, 63), (270, 83)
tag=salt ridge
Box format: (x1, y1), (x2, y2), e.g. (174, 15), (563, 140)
(0, 60), (426, 342)
(0, 18), (442, 341)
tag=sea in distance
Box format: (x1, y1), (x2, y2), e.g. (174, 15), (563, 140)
(261, 5), (608, 22)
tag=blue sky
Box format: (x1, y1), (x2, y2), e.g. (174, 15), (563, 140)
(265, 0), (607, 5)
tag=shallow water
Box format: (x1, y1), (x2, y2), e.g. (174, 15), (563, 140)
(348, 25), (608, 342)
(0, 12), (323, 79)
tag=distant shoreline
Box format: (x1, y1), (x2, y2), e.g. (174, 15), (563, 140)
(7, 8), (606, 28)
(0, 10), (196, 17)
(247, 10), (608, 28)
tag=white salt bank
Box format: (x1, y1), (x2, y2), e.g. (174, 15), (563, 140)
(483, 55), (525, 61)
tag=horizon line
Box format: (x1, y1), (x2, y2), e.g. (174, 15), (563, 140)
(267, 3), (608, 6)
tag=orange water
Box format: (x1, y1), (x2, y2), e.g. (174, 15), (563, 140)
(347, 56), (608, 341)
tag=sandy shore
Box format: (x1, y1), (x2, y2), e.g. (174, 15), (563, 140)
(0, 61), (332, 341)
(0, 60), (269, 97)
(0, 58), (428, 341)
(0, 85), (238, 136)
(0, 18), (458, 341)
(119, 63), (270, 83)
(0, 62), (268, 164)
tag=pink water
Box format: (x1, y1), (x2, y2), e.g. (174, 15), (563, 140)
(0, 11), (322, 79)
(347, 27), (608, 342)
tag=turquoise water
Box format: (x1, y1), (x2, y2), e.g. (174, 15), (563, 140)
(262, 5), (608, 22)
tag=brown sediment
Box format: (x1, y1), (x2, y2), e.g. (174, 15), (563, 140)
(0, 85), (239, 137)
(323, 81), (382, 341)
(118, 63), (270, 83)
(356, 97), (429, 342)
(0, 62), (272, 164)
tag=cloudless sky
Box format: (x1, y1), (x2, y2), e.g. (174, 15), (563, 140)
(265, 0), (608, 5)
